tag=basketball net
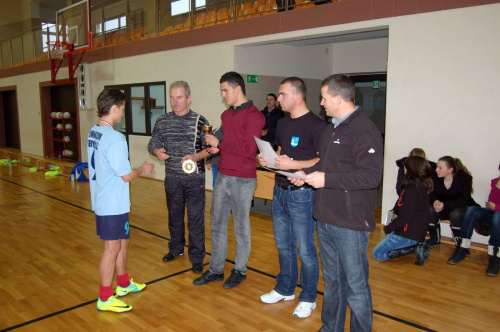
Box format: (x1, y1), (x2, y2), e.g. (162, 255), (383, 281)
(49, 43), (65, 60)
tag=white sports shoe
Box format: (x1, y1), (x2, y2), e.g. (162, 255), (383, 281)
(260, 290), (295, 304)
(293, 301), (316, 318)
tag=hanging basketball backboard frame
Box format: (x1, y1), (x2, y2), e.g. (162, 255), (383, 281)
(50, 0), (92, 84)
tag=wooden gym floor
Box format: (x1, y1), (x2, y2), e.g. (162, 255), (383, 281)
(0, 165), (499, 332)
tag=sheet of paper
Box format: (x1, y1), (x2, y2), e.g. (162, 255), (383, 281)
(254, 136), (278, 168)
(384, 210), (393, 226)
(275, 170), (303, 179)
(254, 136), (304, 180)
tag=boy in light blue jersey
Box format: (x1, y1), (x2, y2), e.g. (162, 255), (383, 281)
(88, 88), (154, 313)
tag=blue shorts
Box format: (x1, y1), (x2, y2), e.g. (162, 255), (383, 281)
(95, 213), (130, 240)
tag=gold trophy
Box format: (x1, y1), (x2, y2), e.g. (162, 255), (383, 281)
(202, 124), (213, 148)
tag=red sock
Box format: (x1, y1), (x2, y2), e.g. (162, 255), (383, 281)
(99, 285), (114, 302)
(117, 273), (130, 288)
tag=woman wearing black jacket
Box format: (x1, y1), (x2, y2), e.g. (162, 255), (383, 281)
(393, 148), (436, 214)
(373, 156), (434, 265)
(427, 156), (479, 247)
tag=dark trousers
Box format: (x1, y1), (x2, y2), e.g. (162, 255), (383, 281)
(430, 206), (468, 234)
(165, 176), (206, 264)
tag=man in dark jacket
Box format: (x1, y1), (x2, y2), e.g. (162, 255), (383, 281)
(292, 74), (383, 332)
(260, 93), (283, 150)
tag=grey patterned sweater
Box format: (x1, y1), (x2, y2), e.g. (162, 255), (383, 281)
(147, 110), (209, 179)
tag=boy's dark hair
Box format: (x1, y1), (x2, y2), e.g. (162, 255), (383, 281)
(281, 76), (307, 103)
(321, 74), (355, 103)
(220, 71), (246, 95)
(96, 88), (126, 117)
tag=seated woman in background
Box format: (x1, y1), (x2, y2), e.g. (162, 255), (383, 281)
(427, 156), (479, 247)
(393, 148), (436, 215)
(448, 163), (500, 277)
(373, 156), (434, 265)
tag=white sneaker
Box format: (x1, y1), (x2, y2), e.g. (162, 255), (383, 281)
(260, 290), (295, 304)
(293, 301), (316, 318)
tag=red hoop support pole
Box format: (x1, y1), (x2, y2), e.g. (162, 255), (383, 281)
(50, 49), (87, 84)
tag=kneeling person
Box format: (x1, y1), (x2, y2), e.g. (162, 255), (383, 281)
(372, 156), (434, 265)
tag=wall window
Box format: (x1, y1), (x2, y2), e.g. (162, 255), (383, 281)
(41, 22), (57, 53)
(105, 82), (166, 137)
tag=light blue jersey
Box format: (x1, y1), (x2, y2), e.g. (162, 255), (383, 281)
(87, 125), (132, 216)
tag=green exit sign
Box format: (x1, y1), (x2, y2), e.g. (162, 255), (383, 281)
(372, 80), (380, 89)
(246, 74), (259, 84)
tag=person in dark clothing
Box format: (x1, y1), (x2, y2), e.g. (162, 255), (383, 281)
(258, 77), (327, 319)
(291, 74), (383, 332)
(260, 93), (283, 150)
(373, 156), (434, 265)
(392, 148), (436, 214)
(427, 156), (479, 247)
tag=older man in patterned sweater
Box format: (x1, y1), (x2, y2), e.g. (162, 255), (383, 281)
(147, 81), (210, 274)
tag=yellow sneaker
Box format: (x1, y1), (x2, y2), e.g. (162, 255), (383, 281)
(97, 295), (132, 313)
(116, 278), (146, 297)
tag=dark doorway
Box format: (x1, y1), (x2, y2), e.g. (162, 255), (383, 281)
(351, 74), (387, 141)
(0, 89), (20, 150)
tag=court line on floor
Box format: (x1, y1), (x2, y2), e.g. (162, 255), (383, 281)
(0, 267), (195, 332)
(0, 177), (435, 332)
(18, 189), (61, 195)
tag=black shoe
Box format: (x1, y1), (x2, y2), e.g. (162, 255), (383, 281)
(162, 252), (183, 262)
(387, 246), (415, 259)
(223, 269), (246, 289)
(486, 250), (499, 277)
(192, 263), (204, 274)
(193, 269), (224, 285)
(426, 224), (441, 248)
(414, 243), (431, 266)
(448, 247), (469, 264)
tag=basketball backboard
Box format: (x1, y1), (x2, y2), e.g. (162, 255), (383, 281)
(56, 0), (92, 52)
(50, 0), (91, 84)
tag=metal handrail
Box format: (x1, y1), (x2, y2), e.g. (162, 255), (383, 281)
(0, 0), (295, 69)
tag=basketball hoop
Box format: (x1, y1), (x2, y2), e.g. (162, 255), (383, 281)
(49, 46), (64, 60)
(48, 42), (65, 60)
(48, 41), (75, 60)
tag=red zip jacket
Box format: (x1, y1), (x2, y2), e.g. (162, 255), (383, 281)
(218, 101), (265, 178)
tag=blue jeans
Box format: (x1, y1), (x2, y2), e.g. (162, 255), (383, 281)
(209, 173), (257, 274)
(272, 185), (319, 302)
(461, 206), (500, 247)
(317, 222), (372, 332)
(212, 166), (219, 187)
(372, 233), (418, 261)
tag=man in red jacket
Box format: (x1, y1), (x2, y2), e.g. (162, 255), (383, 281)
(194, 71), (265, 289)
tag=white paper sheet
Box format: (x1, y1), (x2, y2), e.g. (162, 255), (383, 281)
(254, 136), (278, 168)
(275, 170), (303, 179)
(254, 136), (303, 179)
